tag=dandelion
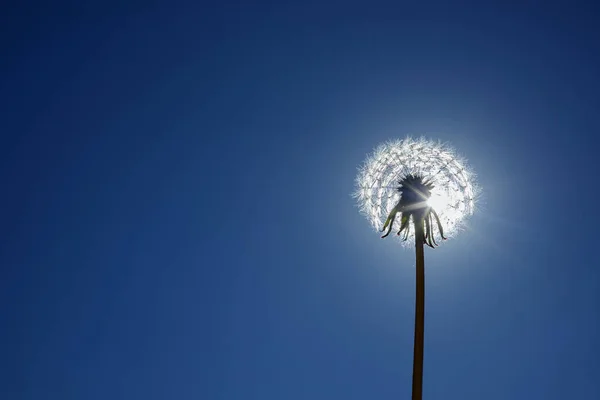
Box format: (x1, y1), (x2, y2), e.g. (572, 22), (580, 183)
(353, 137), (478, 400)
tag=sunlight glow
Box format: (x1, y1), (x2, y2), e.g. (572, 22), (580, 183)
(427, 191), (449, 212)
(354, 137), (478, 246)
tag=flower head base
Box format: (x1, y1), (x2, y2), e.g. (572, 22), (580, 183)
(354, 137), (477, 247)
(396, 174), (433, 211)
(380, 174), (447, 248)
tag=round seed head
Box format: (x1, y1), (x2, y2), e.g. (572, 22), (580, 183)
(354, 137), (478, 246)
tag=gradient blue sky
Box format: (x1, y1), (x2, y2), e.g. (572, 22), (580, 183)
(2, 2), (600, 399)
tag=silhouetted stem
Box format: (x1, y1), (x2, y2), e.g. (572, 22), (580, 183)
(412, 220), (425, 400)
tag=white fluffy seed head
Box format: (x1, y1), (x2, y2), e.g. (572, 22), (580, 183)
(353, 137), (479, 246)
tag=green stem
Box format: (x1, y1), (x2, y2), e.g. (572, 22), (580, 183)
(412, 221), (425, 400)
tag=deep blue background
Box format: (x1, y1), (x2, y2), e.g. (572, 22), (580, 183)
(2, 2), (600, 399)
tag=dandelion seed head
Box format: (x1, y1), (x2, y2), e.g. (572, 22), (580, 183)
(353, 137), (478, 246)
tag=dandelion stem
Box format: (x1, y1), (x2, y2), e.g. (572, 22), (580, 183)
(412, 219), (425, 400)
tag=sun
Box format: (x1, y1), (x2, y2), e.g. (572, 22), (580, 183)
(426, 190), (449, 211)
(426, 187), (466, 236)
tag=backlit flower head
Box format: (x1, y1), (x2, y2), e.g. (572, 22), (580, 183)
(354, 137), (478, 246)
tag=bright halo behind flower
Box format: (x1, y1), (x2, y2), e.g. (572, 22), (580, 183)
(354, 137), (478, 246)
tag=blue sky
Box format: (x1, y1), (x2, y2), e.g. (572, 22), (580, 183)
(2, 2), (600, 399)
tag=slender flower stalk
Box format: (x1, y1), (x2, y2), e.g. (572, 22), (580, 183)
(413, 219), (425, 400)
(354, 137), (477, 400)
